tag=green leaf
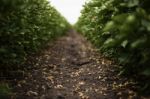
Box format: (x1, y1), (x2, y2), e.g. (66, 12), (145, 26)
(0, 48), (7, 53)
(103, 21), (115, 31)
(142, 69), (150, 76)
(127, 0), (139, 7)
(121, 40), (128, 48)
(0, 83), (11, 95)
(126, 15), (136, 24)
(141, 19), (150, 31)
(113, 14), (128, 23)
(131, 38), (146, 48)
(104, 38), (116, 47)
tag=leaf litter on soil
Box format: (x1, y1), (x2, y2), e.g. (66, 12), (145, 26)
(11, 30), (149, 99)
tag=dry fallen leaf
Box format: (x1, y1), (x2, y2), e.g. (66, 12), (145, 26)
(27, 91), (38, 96)
(46, 76), (54, 80)
(54, 85), (64, 89)
(78, 81), (85, 85)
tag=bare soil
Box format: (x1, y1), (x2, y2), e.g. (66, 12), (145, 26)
(12, 30), (148, 99)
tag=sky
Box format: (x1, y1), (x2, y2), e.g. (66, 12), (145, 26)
(49, 0), (86, 24)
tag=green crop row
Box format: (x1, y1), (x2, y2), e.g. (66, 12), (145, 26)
(76, 0), (150, 92)
(0, 0), (70, 70)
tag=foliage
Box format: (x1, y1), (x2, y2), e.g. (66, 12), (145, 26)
(76, 0), (150, 92)
(0, 83), (12, 98)
(0, 0), (70, 70)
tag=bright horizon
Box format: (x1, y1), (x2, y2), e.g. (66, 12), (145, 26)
(49, 0), (87, 24)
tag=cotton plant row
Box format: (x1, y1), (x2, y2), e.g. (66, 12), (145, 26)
(76, 0), (150, 92)
(0, 0), (70, 69)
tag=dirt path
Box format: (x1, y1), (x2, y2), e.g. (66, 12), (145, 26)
(13, 30), (147, 99)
